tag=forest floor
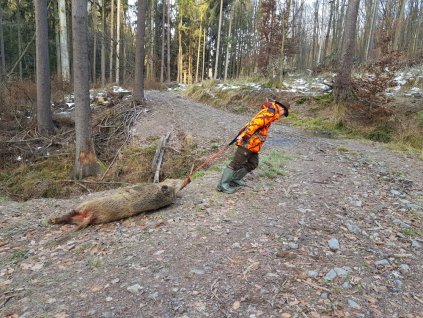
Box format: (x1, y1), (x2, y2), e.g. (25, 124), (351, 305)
(1, 90), (423, 318)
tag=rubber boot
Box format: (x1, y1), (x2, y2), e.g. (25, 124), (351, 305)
(231, 168), (249, 187)
(216, 167), (237, 194)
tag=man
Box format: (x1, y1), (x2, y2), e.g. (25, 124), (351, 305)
(217, 99), (290, 194)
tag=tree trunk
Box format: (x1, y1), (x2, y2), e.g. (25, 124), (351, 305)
(115, 0), (121, 84)
(72, 0), (100, 179)
(58, 0), (71, 81)
(224, 6), (233, 81)
(101, 0), (106, 86)
(202, 27), (206, 80)
(214, 0), (224, 79)
(323, 0), (334, 60)
(109, 0), (114, 82)
(393, 0), (406, 51)
(333, 0), (360, 102)
(160, 0), (165, 83)
(0, 8), (5, 78)
(177, 9), (182, 83)
(195, 13), (203, 83)
(166, 0), (171, 83)
(364, 0), (378, 60)
(34, 0), (54, 135)
(92, 0), (97, 83)
(55, 7), (62, 79)
(146, 0), (155, 81)
(280, 0), (291, 80)
(310, 0), (319, 67)
(17, 0), (23, 80)
(133, 0), (146, 103)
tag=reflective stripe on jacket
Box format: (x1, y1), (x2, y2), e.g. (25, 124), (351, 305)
(236, 101), (283, 153)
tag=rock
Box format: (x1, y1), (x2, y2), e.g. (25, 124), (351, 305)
(333, 267), (349, 277)
(191, 269), (205, 275)
(411, 240), (421, 249)
(342, 281), (352, 289)
(328, 238), (340, 251)
(346, 223), (362, 234)
(347, 299), (361, 309)
(324, 269), (337, 281)
(393, 279), (402, 287)
(393, 219), (411, 228)
(390, 189), (402, 197)
(307, 270), (319, 277)
(149, 292), (159, 300)
(288, 242), (299, 249)
(106, 297), (113, 302)
(266, 272), (279, 278)
(127, 284), (143, 294)
(320, 292), (329, 299)
(374, 259), (390, 266)
(232, 242), (241, 249)
(404, 203), (423, 211)
(349, 197), (362, 207)
(399, 264), (410, 272)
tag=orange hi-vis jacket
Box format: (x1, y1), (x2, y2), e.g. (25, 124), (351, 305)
(236, 101), (284, 153)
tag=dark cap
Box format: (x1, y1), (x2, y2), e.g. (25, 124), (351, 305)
(274, 100), (290, 117)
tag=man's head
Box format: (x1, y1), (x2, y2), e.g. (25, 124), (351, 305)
(274, 100), (290, 117)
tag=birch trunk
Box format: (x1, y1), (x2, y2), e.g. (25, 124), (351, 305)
(195, 14), (203, 83)
(133, 0), (146, 103)
(101, 0), (106, 86)
(224, 7), (233, 81)
(115, 0), (121, 84)
(177, 10), (182, 83)
(166, 0), (171, 83)
(58, 0), (70, 81)
(160, 0), (165, 83)
(201, 28), (206, 80)
(214, 0), (224, 79)
(55, 11), (62, 79)
(109, 0), (114, 82)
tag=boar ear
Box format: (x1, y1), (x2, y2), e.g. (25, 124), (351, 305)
(161, 185), (171, 193)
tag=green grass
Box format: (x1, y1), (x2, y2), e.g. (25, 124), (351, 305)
(259, 150), (292, 178)
(0, 155), (74, 200)
(336, 146), (349, 152)
(286, 112), (356, 138)
(89, 257), (102, 268)
(400, 227), (422, 237)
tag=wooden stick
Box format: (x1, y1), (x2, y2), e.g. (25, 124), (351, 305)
(61, 180), (130, 185)
(153, 132), (171, 183)
(100, 133), (131, 181)
(302, 279), (331, 292)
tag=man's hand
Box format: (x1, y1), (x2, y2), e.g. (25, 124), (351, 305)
(241, 135), (250, 143)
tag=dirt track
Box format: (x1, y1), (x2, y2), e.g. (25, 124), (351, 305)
(1, 91), (422, 317)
